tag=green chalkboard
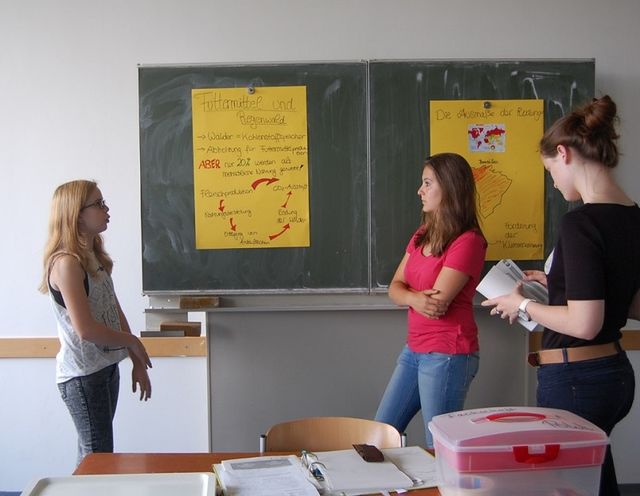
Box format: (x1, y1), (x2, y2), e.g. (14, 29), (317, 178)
(140, 60), (594, 294)
(139, 63), (368, 292)
(369, 59), (595, 290)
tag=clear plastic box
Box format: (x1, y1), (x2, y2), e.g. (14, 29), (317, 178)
(428, 406), (607, 496)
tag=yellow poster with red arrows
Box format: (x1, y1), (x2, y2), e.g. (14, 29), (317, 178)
(192, 86), (310, 249)
(430, 99), (544, 261)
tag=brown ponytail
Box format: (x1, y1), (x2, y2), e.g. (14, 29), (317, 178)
(540, 95), (620, 168)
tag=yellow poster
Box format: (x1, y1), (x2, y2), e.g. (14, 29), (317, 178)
(430, 100), (544, 260)
(192, 86), (310, 249)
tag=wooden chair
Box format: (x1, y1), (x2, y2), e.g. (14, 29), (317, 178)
(261, 416), (403, 453)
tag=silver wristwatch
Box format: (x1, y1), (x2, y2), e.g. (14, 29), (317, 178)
(518, 298), (535, 321)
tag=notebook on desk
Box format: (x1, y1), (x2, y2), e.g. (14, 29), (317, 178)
(312, 446), (437, 494)
(313, 448), (412, 493)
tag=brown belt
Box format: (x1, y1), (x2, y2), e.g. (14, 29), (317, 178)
(528, 341), (622, 367)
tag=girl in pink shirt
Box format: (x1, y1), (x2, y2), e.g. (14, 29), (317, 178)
(375, 153), (487, 448)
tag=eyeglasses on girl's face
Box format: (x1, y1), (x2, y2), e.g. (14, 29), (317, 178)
(81, 198), (108, 211)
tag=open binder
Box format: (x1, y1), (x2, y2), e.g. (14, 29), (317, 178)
(304, 446), (437, 494)
(213, 446), (437, 495)
(304, 448), (410, 493)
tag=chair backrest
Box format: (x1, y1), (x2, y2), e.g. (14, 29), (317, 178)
(263, 416), (402, 452)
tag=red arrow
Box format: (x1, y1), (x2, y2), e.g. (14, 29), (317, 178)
(218, 199), (225, 212)
(229, 218), (237, 231)
(269, 223), (290, 240)
(281, 191), (292, 208)
(251, 177), (279, 190)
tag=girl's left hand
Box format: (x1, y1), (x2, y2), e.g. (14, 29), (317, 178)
(132, 366), (152, 401)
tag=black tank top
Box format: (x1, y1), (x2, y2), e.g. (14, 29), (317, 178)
(48, 272), (89, 309)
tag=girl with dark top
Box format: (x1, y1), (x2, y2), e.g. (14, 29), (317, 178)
(482, 95), (639, 495)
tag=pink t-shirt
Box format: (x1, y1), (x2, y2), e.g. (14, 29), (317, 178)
(404, 229), (487, 354)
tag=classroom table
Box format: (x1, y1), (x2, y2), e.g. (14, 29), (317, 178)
(74, 452), (442, 495)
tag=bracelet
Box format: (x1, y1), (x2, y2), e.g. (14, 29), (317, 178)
(518, 298), (535, 321)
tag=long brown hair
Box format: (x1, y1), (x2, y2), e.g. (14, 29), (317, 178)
(39, 180), (113, 293)
(540, 95), (620, 168)
(415, 153), (484, 256)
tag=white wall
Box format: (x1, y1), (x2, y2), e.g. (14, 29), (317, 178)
(2, 0), (640, 491)
(0, 356), (208, 490)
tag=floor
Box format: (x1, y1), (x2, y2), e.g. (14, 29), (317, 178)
(621, 485), (640, 496)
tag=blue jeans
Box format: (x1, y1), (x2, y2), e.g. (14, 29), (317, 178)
(58, 363), (120, 466)
(375, 345), (479, 448)
(537, 352), (635, 496)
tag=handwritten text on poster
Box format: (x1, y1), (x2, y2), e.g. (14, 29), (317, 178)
(430, 100), (544, 260)
(192, 86), (310, 249)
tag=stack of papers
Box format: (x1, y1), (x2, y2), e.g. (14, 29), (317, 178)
(214, 455), (318, 496)
(476, 259), (548, 331)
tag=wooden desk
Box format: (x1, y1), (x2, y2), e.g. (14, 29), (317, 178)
(74, 452), (441, 495)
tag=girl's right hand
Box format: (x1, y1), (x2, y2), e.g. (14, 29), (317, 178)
(523, 270), (548, 288)
(411, 289), (448, 319)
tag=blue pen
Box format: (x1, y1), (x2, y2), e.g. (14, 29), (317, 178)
(311, 466), (324, 481)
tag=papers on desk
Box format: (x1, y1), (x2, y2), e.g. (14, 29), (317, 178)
(383, 446), (438, 489)
(213, 447), (437, 496)
(315, 448), (411, 493)
(314, 446), (437, 495)
(214, 455), (319, 496)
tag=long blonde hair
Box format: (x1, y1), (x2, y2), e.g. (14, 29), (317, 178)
(39, 180), (113, 293)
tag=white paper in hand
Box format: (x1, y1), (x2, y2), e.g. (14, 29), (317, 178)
(476, 259), (548, 331)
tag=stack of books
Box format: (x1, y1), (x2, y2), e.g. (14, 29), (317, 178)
(141, 321), (202, 338)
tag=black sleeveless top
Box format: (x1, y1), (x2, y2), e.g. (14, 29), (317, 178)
(48, 271), (90, 309)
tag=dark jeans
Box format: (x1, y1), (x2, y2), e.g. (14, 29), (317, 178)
(58, 363), (120, 466)
(537, 352), (635, 496)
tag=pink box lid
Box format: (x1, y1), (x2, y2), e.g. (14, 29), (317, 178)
(428, 407), (608, 471)
(428, 406), (607, 450)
